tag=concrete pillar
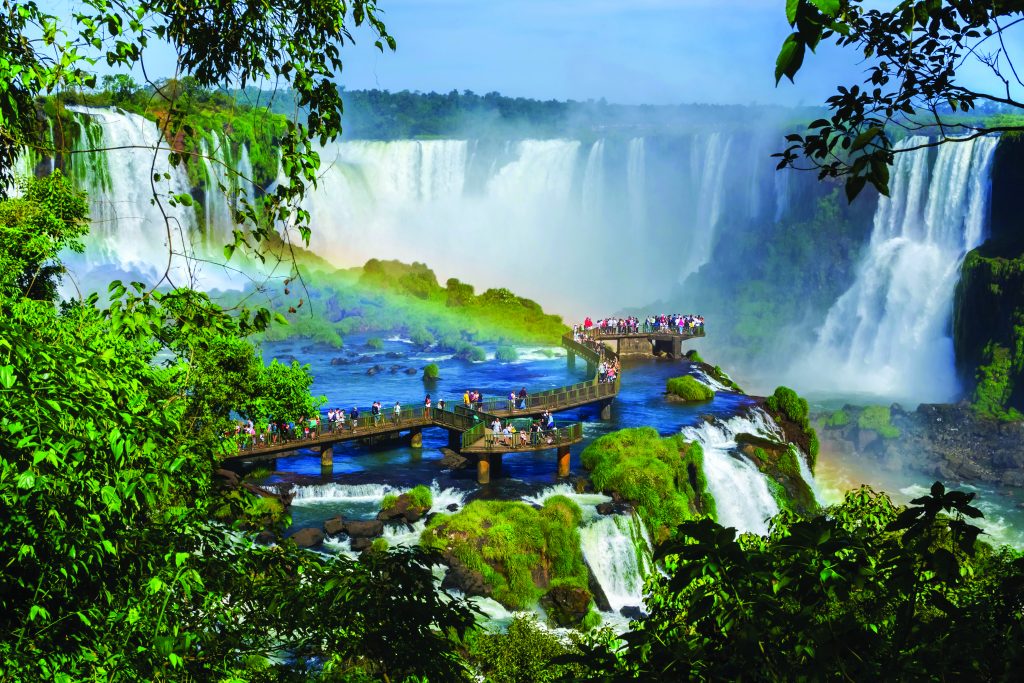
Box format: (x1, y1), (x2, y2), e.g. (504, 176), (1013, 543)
(672, 338), (682, 358)
(477, 454), (491, 485)
(600, 402), (612, 420)
(567, 350), (575, 370)
(320, 444), (334, 469)
(557, 446), (571, 478)
(410, 428), (423, 448)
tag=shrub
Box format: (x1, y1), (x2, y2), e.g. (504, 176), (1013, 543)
(380, 493), (399, 511)
(365, 337), (383, 350)
(422, 363), (440, 380)
(580, 427), (714, 541)
(495, 345), (519, 362)
(465, 614), (588, 682)
(666, 375), (714, 402)
(858, 405), (901, 439)
(685, 349), (704, 363)
(369, 537), (389, 553)
(765, 386), (820, 465)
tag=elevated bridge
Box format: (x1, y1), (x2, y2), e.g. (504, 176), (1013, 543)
(227, 332), (622, 483)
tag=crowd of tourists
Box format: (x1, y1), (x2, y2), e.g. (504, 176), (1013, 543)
(488, 409), (559, 448)
(574, 314), (705, 336)
(597, 358), (621, 384)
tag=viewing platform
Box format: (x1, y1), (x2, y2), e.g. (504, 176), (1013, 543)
(227, 332), (620, 483)
(575, 327), (704, 358)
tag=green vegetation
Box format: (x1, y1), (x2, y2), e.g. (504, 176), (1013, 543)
(465, 614), (590, 683)
(857, 405), (901, 439)
(0, 175), (476, 680)
(666, 375), (715, 402)
(370, 537), (389, 553)
(972, 343), (1024, 421)
(423, 363), (440, 380)
(745, 444), (817, 515)
(685, 349), (704, 363)
(575, 483), (1024, 681)
(710, 364), (743, 393)
(365, 337), (384, 350)
(496, 345), (519, 362)
(954, 243), (1024, 420)
(826, 409), (850, 428)
(765, 385), (820, 468)
(408, 485), (433, 511)
(421, 498), (591, 612)
(581, 428), (714, 542)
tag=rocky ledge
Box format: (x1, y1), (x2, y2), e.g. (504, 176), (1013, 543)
(817, 403), (1024, 487)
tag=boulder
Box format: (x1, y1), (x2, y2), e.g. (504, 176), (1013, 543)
(289, 527), (325, 548)
(596, 502), (616, 515)
(439, 448), (470, 470)
(344, 519), (384, 538)
(366, 365), (383, 376)
(446, 503), (460, 512)
(440, 555), (493, 598)
(619, 605), (644, 620)
(323, 516), (346, 536)
(404, 367), (418, 375)
(377, 492), (428, 524)
(329, 357), (350, 366)
(350, 537), (374, 552)
(385, 351), (404, 359)
(255, 530), (276, 545)
(584, 558), (612, 613)
(540, 585), (593, 627)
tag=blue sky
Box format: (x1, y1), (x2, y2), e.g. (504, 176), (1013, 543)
(52, 0), (1023, 106)
(337, 0), (863, 105)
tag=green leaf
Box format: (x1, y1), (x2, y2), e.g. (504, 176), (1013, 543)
(851, 126), (882, 151)
(0, 364), (15, 389)
(810, 0), (840, 17)
(786, 0), (800, 24)
(775, 33), (806, 84)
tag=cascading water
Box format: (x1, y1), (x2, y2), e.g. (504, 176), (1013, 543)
(681, 132), (734, 282)
(682, 409), (798, 536)
(578, 513), (653, 614)
(64, 107), (200, 278)
(581, 140), (606, 225)
(626, 137), (646, 231)
(523, 484), (654, 617)
(797, 136), (998, 403)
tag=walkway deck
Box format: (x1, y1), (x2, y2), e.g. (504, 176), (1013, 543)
(228, 329), (666, 483)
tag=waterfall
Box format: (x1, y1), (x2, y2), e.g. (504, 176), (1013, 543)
(627, 138), (646, 231)
(61, 107), (202, 286)
(581, 139), (605, 223)
(579, 513), (653, 614)
(523, 484), (653, 615)
(681, 410), (788, 535)
(798, 136), (998, 403)
(682, 132), (734, 282)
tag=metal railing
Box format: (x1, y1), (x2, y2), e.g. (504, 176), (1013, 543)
(474, 422), (582, 452)
(582, 325), (706, 337)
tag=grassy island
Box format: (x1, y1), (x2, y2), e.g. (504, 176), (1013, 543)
(666, 375), (715, 403)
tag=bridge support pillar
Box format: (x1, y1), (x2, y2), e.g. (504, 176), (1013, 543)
(410, 428), (423, 448)
(671, 338), (683, 358)
(320, 444), (334, 469)
(600, 402), (612, 420)
(567, 350), (575, 370)
(492, 452), (504, 477)
(447, 429), (461, 450)
(557, 446), (571, 478)
(477, 454), (491, 485)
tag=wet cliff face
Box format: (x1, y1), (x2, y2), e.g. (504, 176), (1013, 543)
(953, 134), (1024, 416)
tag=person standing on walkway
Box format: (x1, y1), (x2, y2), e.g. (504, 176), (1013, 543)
(424, 394), (432, 419)
(371, 401), (381, 426)
(438, 397), (446, 412)
(350, 406), (359, 432)
(393, 401), (402, 425)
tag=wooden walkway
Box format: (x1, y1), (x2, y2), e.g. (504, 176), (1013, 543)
(229, 328), (704, 483)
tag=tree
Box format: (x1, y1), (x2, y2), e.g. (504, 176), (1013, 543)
(775, 0), (1024, 200)
(0, 170), (88, 301)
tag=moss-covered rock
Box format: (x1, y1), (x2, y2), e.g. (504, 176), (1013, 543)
(422, 363), (440, 380)
(953, 240), (1024, 419)
(825, 409), (850, 428)
(666, 375), (714, 403)
(857, 405), (901, 439)
(735, 435), (817, 515)
(378, 485), (433, 524)
(495, 345), (519, 362)
(580, 427), (714, 542)
(421, 498), (593, 620)
(764, 386), (820, 470)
